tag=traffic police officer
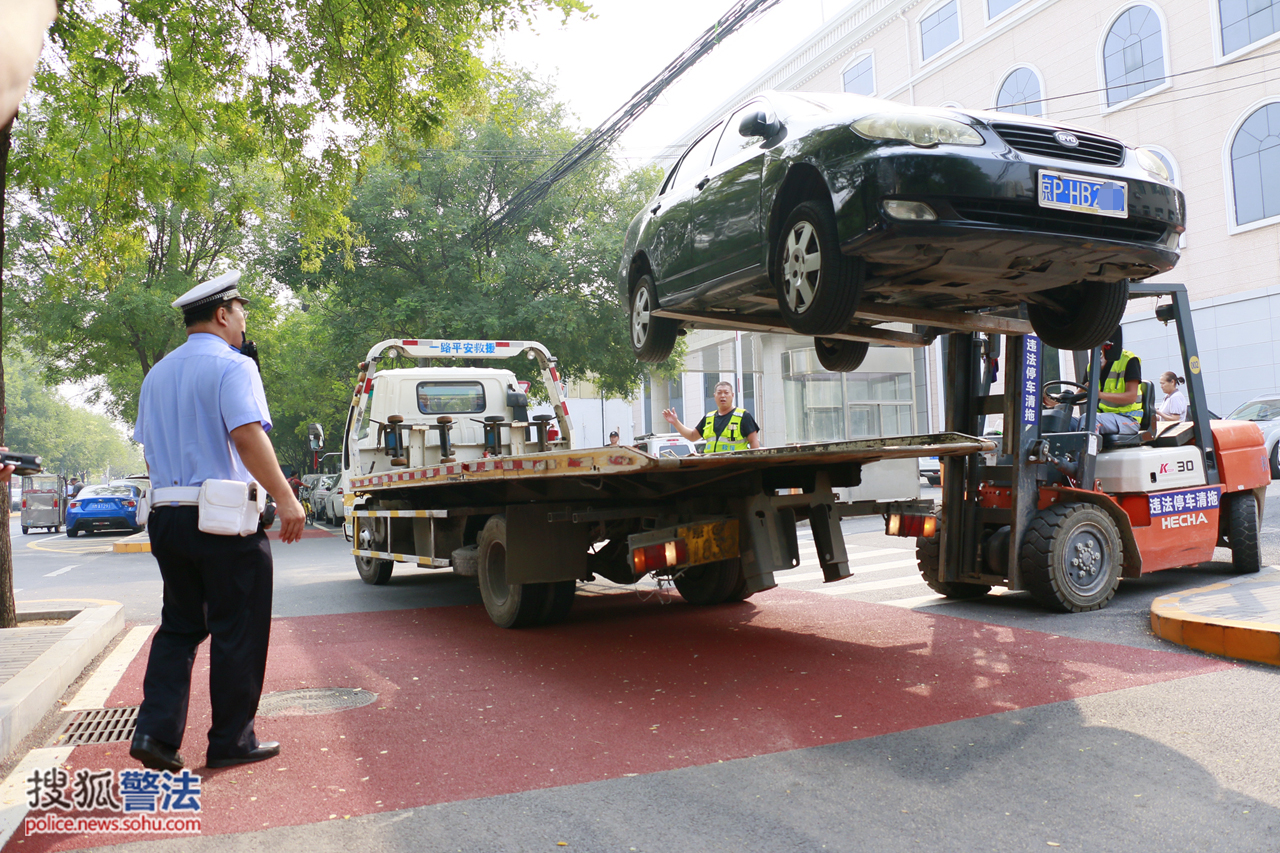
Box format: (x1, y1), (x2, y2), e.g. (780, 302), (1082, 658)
(130, 270), (305, 772)
(662, 381), (761, 452)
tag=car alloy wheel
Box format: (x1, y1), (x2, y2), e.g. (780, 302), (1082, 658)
(773, 201), (862, 336)
(629, 273), (678, 363)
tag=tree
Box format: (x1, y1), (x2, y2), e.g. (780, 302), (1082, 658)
(268, 71), (663, 451)
(0, 0), (585, 626)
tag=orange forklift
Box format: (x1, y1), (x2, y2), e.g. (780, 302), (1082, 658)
(889, 282), (1271, 612)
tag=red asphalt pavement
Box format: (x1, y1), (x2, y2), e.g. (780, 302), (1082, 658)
(10, 588), (1232, 850)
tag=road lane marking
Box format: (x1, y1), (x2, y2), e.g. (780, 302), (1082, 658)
(885, 587), (1016, 608)
(65, 624), (155, 711)
(778, 558), (920, 585)
(811, 575), (928, 595)
(44, 564), (79, 577)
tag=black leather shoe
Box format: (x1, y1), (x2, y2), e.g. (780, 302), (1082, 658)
(130, 735), (184, 772)
(206, 741), (281, 768)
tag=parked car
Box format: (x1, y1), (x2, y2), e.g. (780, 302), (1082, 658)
(111, 476), (151, 528)
(621, 91), (1185, 371)
(634, 432), (701, 457)
(325, 476), (347, 523)
(918, 456), (941, 486)
(310, 474), (339, 523)
(66, 484), (143, 537)
(1225, 394), (1280, 479)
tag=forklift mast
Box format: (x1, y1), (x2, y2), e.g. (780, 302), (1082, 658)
(936, 282), (1216, 589)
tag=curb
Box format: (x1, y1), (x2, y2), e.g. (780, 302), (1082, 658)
(113, 532), (150, 553)
(1150, 574), (1280, 666)
(0, 603), (125, 761)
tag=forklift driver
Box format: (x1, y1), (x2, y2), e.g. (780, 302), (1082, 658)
(1043, 325), (1142, 436)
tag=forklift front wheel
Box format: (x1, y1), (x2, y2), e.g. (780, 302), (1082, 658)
(1022, 502), (1122, 612)
(1226, 493), (1261, 574)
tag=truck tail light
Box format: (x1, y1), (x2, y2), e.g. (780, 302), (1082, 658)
(53, 498), (59, 508)
(631, 539), (688, 575)
(886, 512), (936, 538)
(21, 498), (27, 509)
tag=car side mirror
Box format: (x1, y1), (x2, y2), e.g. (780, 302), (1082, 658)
(738, 111), (778, 139)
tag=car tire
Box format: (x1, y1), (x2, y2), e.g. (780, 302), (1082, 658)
(66, 527), (79, 538)
(629, 273), (678, 363)
(774, 200), (863, 336)
(1270, 441), (1279, 479)
(813, 337), (869, 372)
(1027, 279), (1128, 351)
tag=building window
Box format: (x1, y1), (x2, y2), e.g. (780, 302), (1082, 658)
(1103, 5), (1166, 108)
(782, 349), (914, 442)
(987, 0), (1025, 19)
(1220, 0), (1280, 56)
(842, 54), (874, 96)
(1230, 102), (1280, 227)
(920, 1), (960, 62)
(995, 67), (1043, 116)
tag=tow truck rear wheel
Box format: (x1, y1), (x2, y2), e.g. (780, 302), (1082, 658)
(355, 509), (394, 585)
(1021, 502), (1122, 612)
(1226, 493), (1261, 574)
(477, 514), (548, 628)
(813, 337), (870, 372)
(673, 559), (740, 605)
(916, 532), (991, 599)
(1027, 280), (1128, 351)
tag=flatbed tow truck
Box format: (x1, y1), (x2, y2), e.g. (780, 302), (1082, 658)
(340, 283), (1268, 625)
(338, 337), (991, 627)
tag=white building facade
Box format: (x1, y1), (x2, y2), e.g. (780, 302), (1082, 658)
(639, 0), (1280, 442)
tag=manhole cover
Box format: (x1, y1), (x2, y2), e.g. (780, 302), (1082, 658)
(256, 688), (377, 717)
(52, 706), (139, 746)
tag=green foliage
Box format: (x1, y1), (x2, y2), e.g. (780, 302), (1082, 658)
(265, 72), (662, 458)
(3, 353), (144, 478)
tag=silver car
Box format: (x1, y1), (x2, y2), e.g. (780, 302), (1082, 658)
(1225, 394), (1280, 479)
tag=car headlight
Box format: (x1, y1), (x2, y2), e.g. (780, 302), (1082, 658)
(852, 114), (984, 147)
(1134, 147), (1170, 181)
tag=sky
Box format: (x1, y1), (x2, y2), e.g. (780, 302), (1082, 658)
(488, 0), (839, 166)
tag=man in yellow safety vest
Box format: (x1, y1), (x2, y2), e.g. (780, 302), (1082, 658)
(662, 381), (761, 453)
(1045, 325), (1142, 436)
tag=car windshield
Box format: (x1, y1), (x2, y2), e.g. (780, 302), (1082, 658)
(79, 485), (136, 498)
(1227, 399), (1280, 421)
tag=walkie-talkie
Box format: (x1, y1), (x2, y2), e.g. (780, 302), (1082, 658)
(240, 333), (261, 372)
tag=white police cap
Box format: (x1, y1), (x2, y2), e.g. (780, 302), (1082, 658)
(171, 270), (250, 313)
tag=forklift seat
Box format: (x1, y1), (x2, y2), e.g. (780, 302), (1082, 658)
(1101, 380), (1154, 450)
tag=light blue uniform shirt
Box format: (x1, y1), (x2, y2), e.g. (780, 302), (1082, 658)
(133, 333), (273, 489)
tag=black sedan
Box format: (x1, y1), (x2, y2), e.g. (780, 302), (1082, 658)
(620, 91), (1185, 370)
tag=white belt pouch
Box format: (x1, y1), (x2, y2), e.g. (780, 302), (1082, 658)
(197, 480), (264, 536)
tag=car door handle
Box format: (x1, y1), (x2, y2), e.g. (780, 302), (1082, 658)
(695, 177), (710, 190)
(651, 202), (662, 214)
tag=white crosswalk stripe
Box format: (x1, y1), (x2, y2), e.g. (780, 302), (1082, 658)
(810, 575), (928, 595)
(776, 558), (920, 585)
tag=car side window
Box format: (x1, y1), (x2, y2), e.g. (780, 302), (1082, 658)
(712, 102), (773, 165)
(667, 124), (722, 192)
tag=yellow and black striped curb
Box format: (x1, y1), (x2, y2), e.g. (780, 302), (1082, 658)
(1150, 571), (1280, 666)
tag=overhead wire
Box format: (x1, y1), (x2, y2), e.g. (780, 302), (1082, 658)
(479, 0), (785, 241)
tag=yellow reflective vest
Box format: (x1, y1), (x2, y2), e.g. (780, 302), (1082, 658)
(1097, 349), (1142, 419)
(702, 408), (750, 453)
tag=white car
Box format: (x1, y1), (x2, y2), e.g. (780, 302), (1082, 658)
(917, 456), (941, 486)
(634, 432), (700, 458)
(326, 477), (347, 523)
(1224, 394), (1280, 479)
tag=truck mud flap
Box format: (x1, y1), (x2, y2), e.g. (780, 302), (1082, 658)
(505, 504), (589, 585)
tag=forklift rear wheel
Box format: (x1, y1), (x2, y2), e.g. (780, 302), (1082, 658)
(354, 511), (394, 585)
(1022, 502), (1122, 612)
(673, 559), (740, 605)
(1226, 493), (1261, 574)
(1027, 280), (1128, 351)
(477, 514), (548, 628)
(813, 337), (870, 372)
(916, 533), (991, 599)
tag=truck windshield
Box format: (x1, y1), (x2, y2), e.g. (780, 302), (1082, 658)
(418, 382), (486, 414)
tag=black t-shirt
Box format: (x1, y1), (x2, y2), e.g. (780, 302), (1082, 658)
(694, 409), (760, 442)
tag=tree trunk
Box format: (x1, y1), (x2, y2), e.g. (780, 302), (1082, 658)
(0, 117), (16, 629)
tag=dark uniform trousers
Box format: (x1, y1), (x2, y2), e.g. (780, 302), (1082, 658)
(135, 505), (273, 760)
